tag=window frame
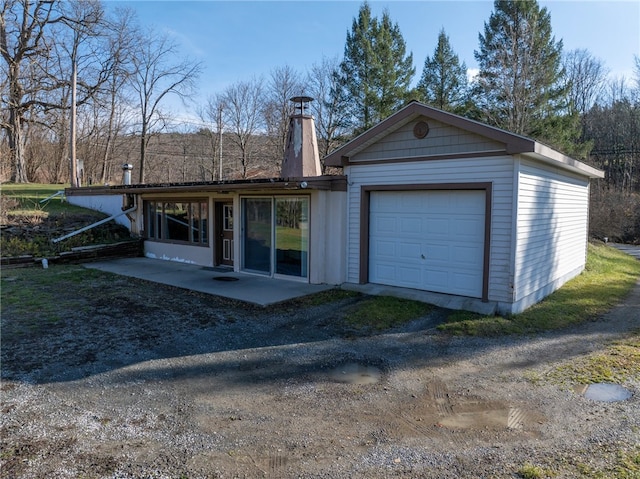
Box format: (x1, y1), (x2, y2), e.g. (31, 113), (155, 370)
(145, 199), (209, 246)
(241, 195), (310, 280)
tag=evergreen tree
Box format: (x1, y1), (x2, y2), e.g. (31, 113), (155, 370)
(340, 2), (414, 134)
(417, 29), (468, 113)
(474, 0), (582, 154)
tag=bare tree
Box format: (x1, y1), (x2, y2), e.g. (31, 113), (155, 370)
(1, 0), (64, 182)
(563, 49), (608, 116)
(130, 27), (201, 183)
(634, 55), (640, 102)
(94, 7), (136, 184)
(61, 0), (105, 186)
(221, 77), (264, 179)
(1, 0), (117, 184)
(603, 76), (632, 105)
(41, 43), (72, 182)
(307, 55), (350, 161)
(263, 65), (303, 169)
(583, 77), (639, 193)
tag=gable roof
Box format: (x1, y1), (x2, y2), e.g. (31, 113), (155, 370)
(323, 101), (604, 179)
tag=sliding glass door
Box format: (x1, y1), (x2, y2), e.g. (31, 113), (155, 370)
(243, 198), (272, 273)
(242, 196), (309, 279)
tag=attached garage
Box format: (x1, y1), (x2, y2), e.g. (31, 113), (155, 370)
(324, 101), (604, 315)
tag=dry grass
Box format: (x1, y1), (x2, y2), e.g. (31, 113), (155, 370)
(439, 243), (640, 336)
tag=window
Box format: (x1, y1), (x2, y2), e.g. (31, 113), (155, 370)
(146, 200), (208, 246)
(223, 204), (233, 231)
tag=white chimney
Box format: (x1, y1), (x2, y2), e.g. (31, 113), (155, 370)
(122, 163), (133, 185)
(281, 96), (322, 178)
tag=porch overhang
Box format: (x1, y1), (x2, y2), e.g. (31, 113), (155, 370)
(65, 175), (348, 196)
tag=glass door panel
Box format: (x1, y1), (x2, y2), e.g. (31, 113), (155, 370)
(243, 198), (272, 273)
(275, 197), (309, 278)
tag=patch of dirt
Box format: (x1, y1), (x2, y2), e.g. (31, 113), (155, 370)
(1, 270), (639, 478)
(1, 213), (129, 244)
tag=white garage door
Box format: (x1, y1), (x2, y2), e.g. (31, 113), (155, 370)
(369, 190), (485, 298)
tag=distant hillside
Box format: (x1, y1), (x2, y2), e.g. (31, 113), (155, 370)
(79, 131), (282, 186)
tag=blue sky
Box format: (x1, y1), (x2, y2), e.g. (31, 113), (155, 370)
(108, 1), (640, 119)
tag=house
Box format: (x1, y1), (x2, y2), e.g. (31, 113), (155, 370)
(69, 97), (348, 287)
(67, 100), (604, 314)
(323, 101), (604, 314)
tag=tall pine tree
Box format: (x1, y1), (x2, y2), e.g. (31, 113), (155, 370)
(474, 0), (584, 155)
(340, 2), (414, 134)
(417, 29), (468, 113)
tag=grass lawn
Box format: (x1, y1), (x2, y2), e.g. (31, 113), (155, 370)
(344, 295), (434, 331)
(339, 243), (640, 338)
(1, 183), (126, 257)
(1, 183), (100, 216)
(439, 243), (640, 336)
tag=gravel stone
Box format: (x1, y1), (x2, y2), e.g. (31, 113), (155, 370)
(1, 273), (639, 478)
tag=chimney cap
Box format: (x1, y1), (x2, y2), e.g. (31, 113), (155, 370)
(291, 96), (314, 114)
(290, 95), (314, 103)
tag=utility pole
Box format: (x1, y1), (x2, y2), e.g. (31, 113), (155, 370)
(218, 103), (223, 181)
(183, 145), (187, 182)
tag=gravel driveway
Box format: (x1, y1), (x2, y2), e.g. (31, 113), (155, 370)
(1, 266), (639, 478)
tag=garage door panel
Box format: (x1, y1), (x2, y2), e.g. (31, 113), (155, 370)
(451, 272), (483, 296)
(399, 192), (425, 212)
(399, 266), (422, 285)
(372, 193), (400, 211)
(400, 217), (422, 234)
(425, 243), (450, 261)
(451, 244), (483, 265)
(372, 239), (396, 257)
(372, 262), (422, 286)
(426, 193), (450, 212)
(373, 215), (396, 233)
(369, 190), (485, 298)
(422, 269), (449, 290)
(424, 217), (450, 235)
(454, 218), (484, 236)
(373, 263), (397, 282)
(399, 242), (421, 258)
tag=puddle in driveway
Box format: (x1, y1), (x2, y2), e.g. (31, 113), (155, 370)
(328, 362), (382, 385)
(438, 407), (528, 430)
(576, 383), (632, 402)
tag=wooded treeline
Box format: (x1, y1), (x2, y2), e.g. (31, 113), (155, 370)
(2, 0), (639, 241)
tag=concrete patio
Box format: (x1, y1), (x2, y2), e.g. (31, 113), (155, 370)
(83, 257), (335, 306)
(83, 256), (499, 314)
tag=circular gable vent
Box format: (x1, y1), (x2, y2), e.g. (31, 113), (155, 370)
(413, 121), (430, 139)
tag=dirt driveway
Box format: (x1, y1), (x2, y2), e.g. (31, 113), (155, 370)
(1, 267), (639, 478)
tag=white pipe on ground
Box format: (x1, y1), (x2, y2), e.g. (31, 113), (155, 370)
(39, 191), (65, 203)
(51, 206), (136, 244)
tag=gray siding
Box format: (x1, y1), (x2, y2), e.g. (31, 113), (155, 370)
(353, 117), (505, 161)
(512, 159), (589, 309)
(345, 155), (515, 303)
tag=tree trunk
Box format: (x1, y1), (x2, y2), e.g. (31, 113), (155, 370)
(100, 94), (117, 184)
(8, 106), (29, 183)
